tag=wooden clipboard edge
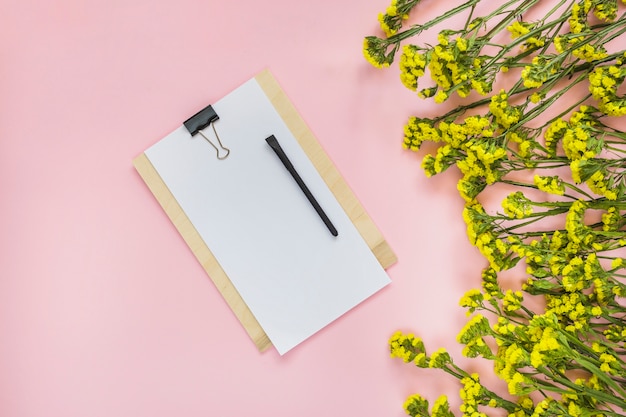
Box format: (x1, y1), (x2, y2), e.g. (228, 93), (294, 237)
(255, 69), (398, 269)
(132, 153), (273, 352)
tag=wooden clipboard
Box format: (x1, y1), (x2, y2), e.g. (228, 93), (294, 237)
(133, 69), (397, 352)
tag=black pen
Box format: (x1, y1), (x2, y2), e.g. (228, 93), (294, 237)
(266, 135), (338, 237)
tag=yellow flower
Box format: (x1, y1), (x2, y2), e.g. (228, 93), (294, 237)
(431, 395), (453, 417)
(534, 175), (565, 195)
(428, 347), (452, 368)
(599, 352), (618, 374)
(569, 3), (588, 33)
(586, 169), (617, 200)
(507, 372), (532, 395)
(421, 154), (437, 177)
(363, 37), (391, 68)
(568, 401), (583, 417)
(434, 90), (448, 103)
(456, 37), (468, 51)
(489, 89), (521, 129)
(438, 32), (449, 46)
(460, 289), (483, 310)
(457, 313), (490, 343)
(377, 0), (411, 36)
(502, 191), (533, 219)
(389, 331), (425, 363)
(507, 21), (530, 39)
(503, 290), (523, 311)
(399, 44), (426, 91)
(573, 43), (608, 62)
(413, 352), (427, 367)
(403, 393), (429, 417)
(404, 117), (441, 151)
(521, 56), (556, 88)
(593, 0), (618, 21)
(544, 118), (568, 155)
(611, 257), (624, 269)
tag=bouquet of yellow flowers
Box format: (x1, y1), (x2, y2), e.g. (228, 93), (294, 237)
(365, 0), (626, 416)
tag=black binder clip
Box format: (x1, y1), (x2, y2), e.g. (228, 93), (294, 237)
(183, 104), (230, 160)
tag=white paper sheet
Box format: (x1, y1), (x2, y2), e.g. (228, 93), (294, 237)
(145, 78), (390, 354)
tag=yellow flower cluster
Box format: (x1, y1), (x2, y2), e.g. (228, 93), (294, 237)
(494, 343), (530, 392)
(405, 115), (506, 190)
(555, 32), (609, 62)
(378, 0), (410, 37)
(507, 371), (533, 396)
(403, 393), (429, 417)
(377, 0), (418, 37)
(389, 331), (424, 363)
(428, 347), (451, 368)
(489, 90), (521, 129)
(462, 334), (494, 359)
(533, 175), (565, 195)
(507, 130), (536, 161)
(573, 43), (608, 62)
(599, 352), (619, 374)
(441, 116), (493, 147)
(543, 118), (568, 156)
(493, 316), (516, 337)
(531, 397), (556, 417)
(427, 33), (476, 100)
(521, 56), (555, 89)
(457, 313), (491, 344)
(586, 169), (617, 200)
(562, 124), (596, 160)
(370, 1), (626, 414)
(456, 176), (487, 202)
(502, 191), (533, 219)
(604, 323), (626, 342)
(363, 37), (391, 69)
(523, 320), (566, 382)
(591, 0), (619, 21)
(568, 2), (589, 34)
(403, 117), (441, 151)
(506, 21), (545, 51)
(569, 159), (584, 184)
(431, 395), (454, 417)
(463, 200), (512, 271)
(456, 142), (507, 185)
(589, 62), (626, 117)
(430, 145), (459, 176)
(507, 21), (530, 39)
(565, 200), (594, 251)
(459, 288), (484, 312)
(544, 105), (619, 199)
(602, 206), (622, 231)
(502, 290), (524, 312)
(399, 45), (427, 91)
(481, 267), (502, 299)
(403, 393), (458, 417)
(510, 20), (547, 50)
(523, 37), (545, 51)
(459, 374), (488, 417)
(611, 256), (623, 269)
(561, 256), (586, 292)
(546, 292), (590, 332)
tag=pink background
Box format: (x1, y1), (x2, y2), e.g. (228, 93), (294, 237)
(1, 0), (487, 416)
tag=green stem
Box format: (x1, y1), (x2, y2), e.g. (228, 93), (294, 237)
(539, 365), (626, 409)
(386, 0), (481, 43)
